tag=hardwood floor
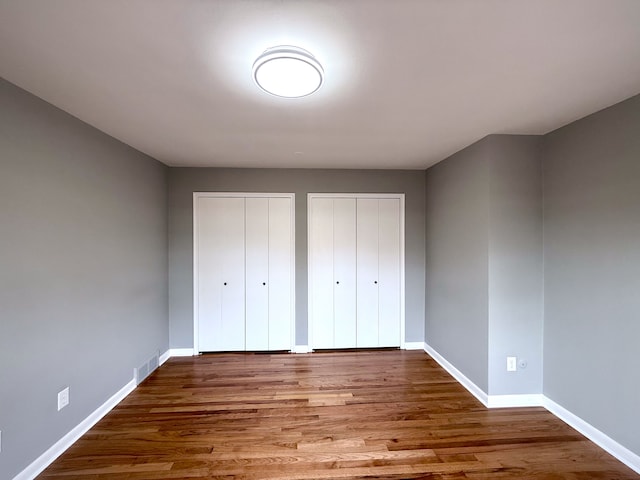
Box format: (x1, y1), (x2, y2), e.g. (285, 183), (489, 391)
(39, 350), (638, 479)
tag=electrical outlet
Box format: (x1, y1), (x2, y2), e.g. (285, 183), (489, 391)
(58, 387), (70, 411)
(506, 356), (517, 372)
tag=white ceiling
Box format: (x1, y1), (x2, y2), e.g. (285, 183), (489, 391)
(1, 0), (639, 170)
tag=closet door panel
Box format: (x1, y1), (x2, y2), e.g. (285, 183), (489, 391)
(310, 198), (334, 349)
(219, 198), (246, 351)
(333, 198), (357, 349)
(196, 198), (224, 352)
(378, 198), (401, 347)
(245, 198), (269, 350)
(268, 197), (292, 350)
(356, 199), (379, 348)
(198, 197), (246, 351)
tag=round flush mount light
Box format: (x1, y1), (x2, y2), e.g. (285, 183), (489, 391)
(252, 46), (324, 98)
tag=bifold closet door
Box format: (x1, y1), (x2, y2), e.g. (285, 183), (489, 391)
(198, 195), (293, 353)
(245, 197), (293, 350)
(310, 195), (401, 350)
(356, 198), (401, 347)
(310, 198), (357, 349)
(197, 197), (245, 352)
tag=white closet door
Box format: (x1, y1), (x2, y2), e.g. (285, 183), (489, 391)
(245, 198), (269, 350)
(309, 194), (402, 350)
(333, 198), (357, 348)
(268, 197), (292, 350)
(196, 197), (224, 352)
(310, 198), (334, 348)
(378, 198), (401, 347)
(219, 198), (246, 351)
(198, 197), (245, 351)
(356, 199), (379, 348)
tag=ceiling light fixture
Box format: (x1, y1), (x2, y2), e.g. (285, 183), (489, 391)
(252, 46), (324, 98)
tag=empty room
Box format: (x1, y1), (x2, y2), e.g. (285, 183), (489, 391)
(1, 1), (639, 479)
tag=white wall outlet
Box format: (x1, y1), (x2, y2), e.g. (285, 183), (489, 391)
(506, 356), (517, 372)
(57, 387), (70, 411)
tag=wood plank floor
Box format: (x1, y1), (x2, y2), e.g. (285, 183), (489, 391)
(39, 350), (638, 479)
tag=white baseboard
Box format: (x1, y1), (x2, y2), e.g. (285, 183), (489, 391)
(403, 341), (425, 350)
(169, 348), (194, 357)
(542, 397), (640, 474)
(487, 394), (544, 408)
(423, 343), (489, 407)
(14, 378), (136, 480)
(292, 345), (312, 353)
(159, 349), (170, 365)
(14, 347), (198, 479)
(422, 343), (640, 474)
(424, 344), (547, 409)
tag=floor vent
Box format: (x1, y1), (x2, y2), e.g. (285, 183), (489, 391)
(135, 351), (160, 385)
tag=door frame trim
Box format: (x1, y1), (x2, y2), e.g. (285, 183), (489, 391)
(193, 192), (296, 354)
(307, 193), (406, 350)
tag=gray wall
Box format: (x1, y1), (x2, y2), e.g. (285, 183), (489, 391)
(425, 135), (543, 395)
(425, 139), (490, 391)
(543, 94), (640, 455)
(168, 168), (426, 348)
(0, 78), (169, 479)
(487, 136), (543, 395)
